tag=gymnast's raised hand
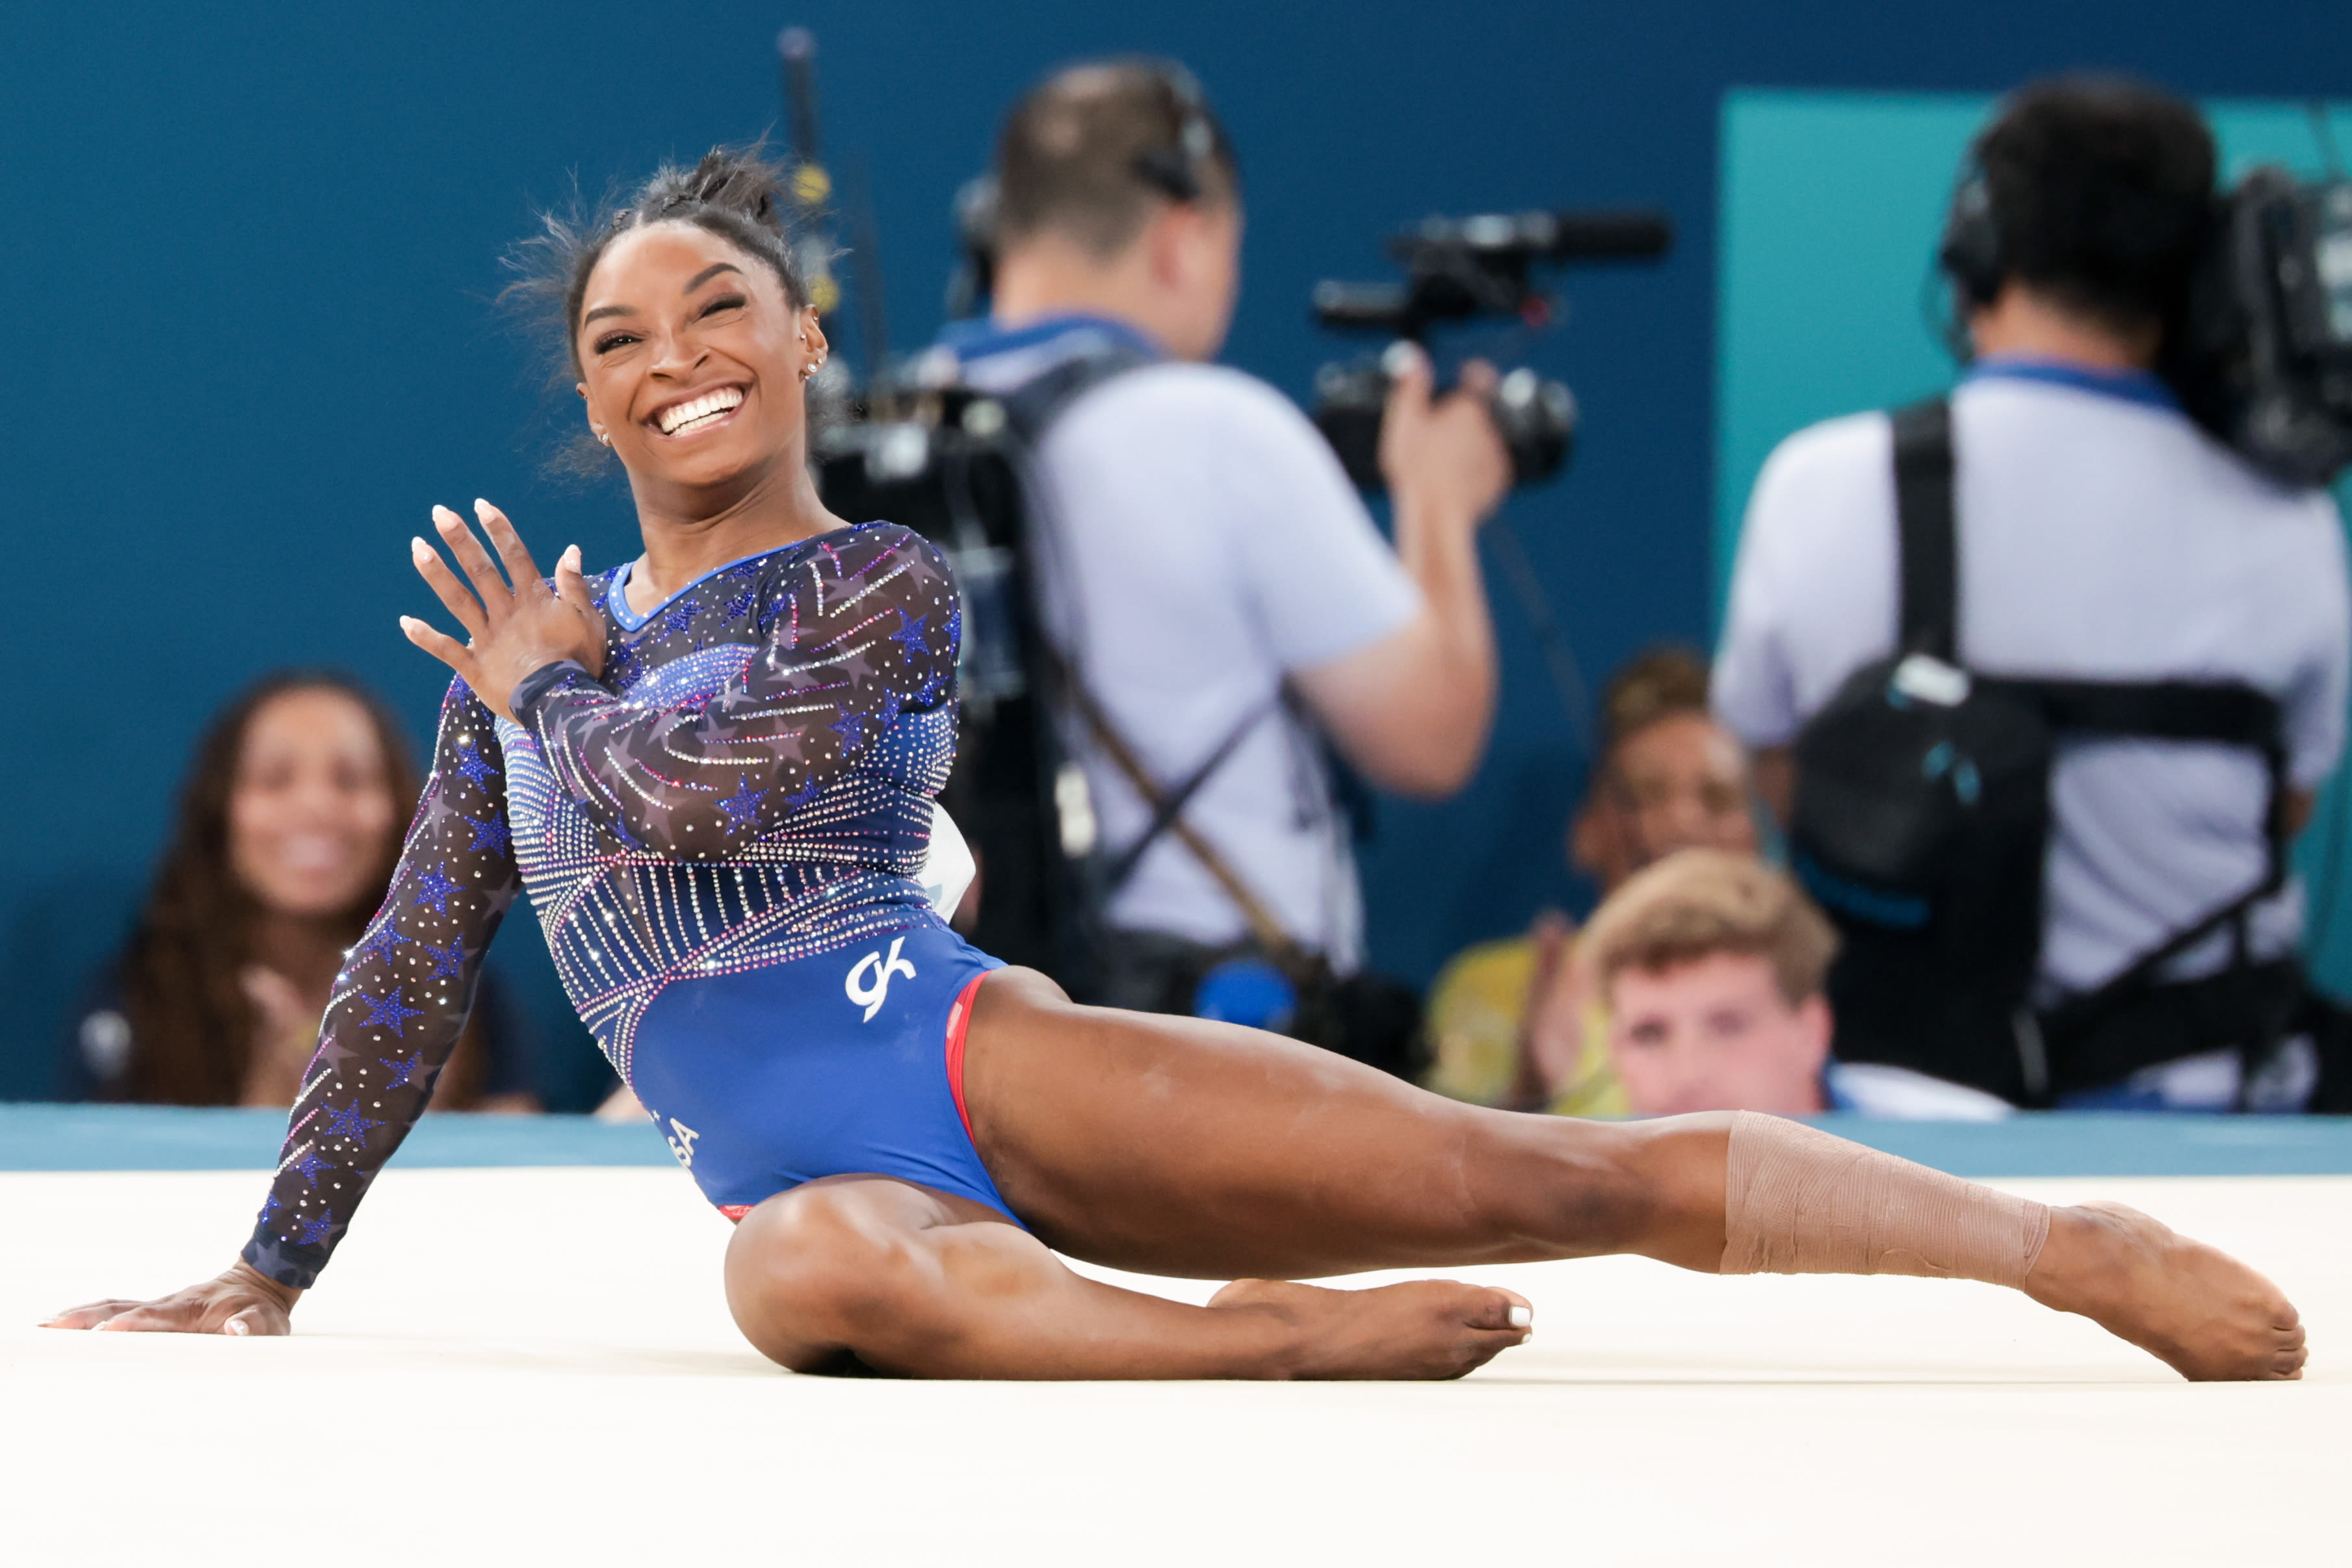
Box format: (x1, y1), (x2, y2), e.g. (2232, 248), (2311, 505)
(400, 499), (606, 721)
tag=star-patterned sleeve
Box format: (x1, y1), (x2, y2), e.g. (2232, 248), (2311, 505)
(240, 679), (521, 1289)
(509, 523), (960, 859)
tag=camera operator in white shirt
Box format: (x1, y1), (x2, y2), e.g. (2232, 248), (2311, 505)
(1714, 77), (2351, 1111)
(939, 60), (1511, 1035)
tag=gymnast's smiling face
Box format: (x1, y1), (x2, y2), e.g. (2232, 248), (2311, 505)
(572, 221), (826, 514)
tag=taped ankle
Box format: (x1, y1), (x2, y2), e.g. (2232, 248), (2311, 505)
(1719, 1112), (2049, 1288)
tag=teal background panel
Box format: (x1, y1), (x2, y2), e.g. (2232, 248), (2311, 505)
(1713, 89), (2352, 995)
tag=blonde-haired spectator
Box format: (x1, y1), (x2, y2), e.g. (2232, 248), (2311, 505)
(1586, 850), (2008, 1118)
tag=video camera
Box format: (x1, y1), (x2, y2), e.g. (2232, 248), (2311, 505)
(2175, 168), (2352, 488)
(1309, 209), (1671, 490)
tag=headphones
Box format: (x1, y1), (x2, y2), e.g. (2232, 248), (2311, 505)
(1932, 163), (2006, 360)
(945, 173), (1000, 320)
(945, 62), (1223, 319)
(1939, 164), (2006, 309)
(1129, 62), (1220, 203)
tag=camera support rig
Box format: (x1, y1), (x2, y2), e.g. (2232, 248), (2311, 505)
(1309, 208), (1672, 490)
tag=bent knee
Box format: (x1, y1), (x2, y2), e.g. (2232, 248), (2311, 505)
(722, 1181), (943, 1369)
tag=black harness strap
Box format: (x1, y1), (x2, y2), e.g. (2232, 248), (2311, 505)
(1889, 396), (2296, 1101)
(991, 336), (1285, 911)
(1892, 399), (1959, 662)
(995, 339), (1157, 445)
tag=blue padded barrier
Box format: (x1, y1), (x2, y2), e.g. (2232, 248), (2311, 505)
(0, 1104), (672, 1171)
(1, 1104), (2348, 1177)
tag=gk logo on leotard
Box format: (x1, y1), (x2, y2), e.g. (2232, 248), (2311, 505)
(846, 936), (918, 1022)
(666, 1118), (699, 1168)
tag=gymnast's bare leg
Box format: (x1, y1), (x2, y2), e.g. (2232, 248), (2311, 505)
(723, 968), (2306, 1381)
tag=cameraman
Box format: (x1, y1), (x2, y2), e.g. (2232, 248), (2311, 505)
(940, 60), (1511, 1034)
(1713, 77), (2351, 1110)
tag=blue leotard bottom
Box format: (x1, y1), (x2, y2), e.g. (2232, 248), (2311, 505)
(625, 910), (1017, 1225)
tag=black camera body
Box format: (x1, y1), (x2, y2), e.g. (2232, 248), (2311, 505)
(1314, 353), (1579, 493)
(1308, 209), (1671, 490)
(811, 364), (1033, 716)
(2175, 168), (2352, 488)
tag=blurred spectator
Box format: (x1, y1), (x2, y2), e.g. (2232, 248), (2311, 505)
(940, 59), (1509, 1073)
(1423, 647), (1758, 1112)
(1714, 79), (2349, 1111)
(1584, 850), (2011, 1119)
(60, 672), (536, 1110)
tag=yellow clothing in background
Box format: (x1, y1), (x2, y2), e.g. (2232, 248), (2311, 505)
(1422, 936), (1627, 1117)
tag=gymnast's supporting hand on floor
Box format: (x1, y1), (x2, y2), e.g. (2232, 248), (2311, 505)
(44, 146), (2306, 1383)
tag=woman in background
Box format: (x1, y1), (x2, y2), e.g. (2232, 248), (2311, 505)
(1424, 647), (1760, 1114)
(65, 672), (537, 1111)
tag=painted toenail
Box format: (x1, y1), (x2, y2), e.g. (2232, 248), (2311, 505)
(1508, 1305), (1532, 1329)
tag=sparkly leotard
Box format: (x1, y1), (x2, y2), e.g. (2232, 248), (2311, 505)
(242, 522), (1010, 1290)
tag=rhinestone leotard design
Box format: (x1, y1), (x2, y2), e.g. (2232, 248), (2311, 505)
(242, 523), (961, 1288)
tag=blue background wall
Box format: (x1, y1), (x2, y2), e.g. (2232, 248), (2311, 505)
(0, 1), (2345, 1097)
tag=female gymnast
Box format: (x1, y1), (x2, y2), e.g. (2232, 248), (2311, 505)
(50, 150), (2306, 1381)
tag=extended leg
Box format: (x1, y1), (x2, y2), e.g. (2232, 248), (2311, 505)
(962, 970), (2306, 1381)
(723, 1176), (1534, 1380)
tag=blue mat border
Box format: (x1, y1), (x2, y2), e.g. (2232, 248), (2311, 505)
(3, 1105), (2351, 1177)
(0, 1105), (674, 1172)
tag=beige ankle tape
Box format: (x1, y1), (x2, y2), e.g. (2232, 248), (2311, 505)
(1720, 1112), (2050, 1288)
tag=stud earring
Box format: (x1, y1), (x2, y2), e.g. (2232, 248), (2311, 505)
(599, 433), (612, 446)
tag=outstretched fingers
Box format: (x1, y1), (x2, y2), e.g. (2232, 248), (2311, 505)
(90, 1301), (203, 1333)
(45, 1264), (300, 1339)
(410, 536), (490, 640)
(432, 504), (516, 621)
(46, 1294), (226, 1334)
(472, 498), (545, 598)
(400, 614), (478, 686)
(73, 1293), (287, 1337)
(554, 543), (594, 610)
(40, 1298), (147, 1330)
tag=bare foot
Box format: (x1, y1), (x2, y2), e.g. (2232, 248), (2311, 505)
(2024, 1201), (2306, 1381)
(1209, 1277), (1533, 1380)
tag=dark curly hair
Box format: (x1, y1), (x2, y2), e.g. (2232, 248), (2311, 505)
(1974, 77), (2216, 337)
(1597, 646), (1712, 766)
(503, 144), (817, 477)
